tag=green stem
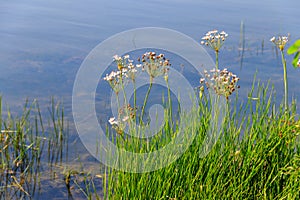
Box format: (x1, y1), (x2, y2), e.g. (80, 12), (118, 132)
(140, 82), (153, 125)
(215, 50), (219, 70)
(116, 93), (120, 114)
(166, 78), (172, 123)
(120, 76), (128, 106)
(133, 80), (137, 113)
(132, 80), (137, 129)
(280, 50), (288, 111)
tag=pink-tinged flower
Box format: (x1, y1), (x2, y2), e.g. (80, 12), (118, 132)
(139, 52), (171, 82)
(200, 67), (240, 100)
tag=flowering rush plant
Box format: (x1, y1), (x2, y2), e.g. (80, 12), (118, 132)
(103, 52), (171, 135)
(270, 34), (289, 110)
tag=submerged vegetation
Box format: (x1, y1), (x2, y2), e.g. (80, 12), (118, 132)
(1, 29), (300, 199)
(0, 98), (103, 199)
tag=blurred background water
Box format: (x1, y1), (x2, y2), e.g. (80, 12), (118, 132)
(1, 0), (299, 108)
(0, 0), (300, 197)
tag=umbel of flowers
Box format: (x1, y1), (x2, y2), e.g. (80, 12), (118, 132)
(201, 30), (228, 69)
(200, 68), (240, 100)
(138, 52), (170, 82)
(201, 30), (228, 52)
(270, 35), (289, 51)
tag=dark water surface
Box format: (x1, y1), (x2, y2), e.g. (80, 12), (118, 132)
(1, 0), (300, 198)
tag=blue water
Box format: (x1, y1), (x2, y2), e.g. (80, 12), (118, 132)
(1, 0), (300, 198)
(1, 0), (299, 107)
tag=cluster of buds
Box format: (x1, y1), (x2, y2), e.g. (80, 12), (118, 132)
(270, 35), (289, 51)
(108, 104), (136, 135)
(138, 52), (170, 82)
(200, 68), (240, 100)
(201, 30), (228, 52)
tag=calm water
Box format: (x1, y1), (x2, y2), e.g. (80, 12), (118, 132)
(1, 0), (299, 109)
(1, 0), (300, 198)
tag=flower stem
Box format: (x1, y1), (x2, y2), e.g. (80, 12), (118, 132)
(133, 81), (137, 109)
(166, 78), (172, 122)
(133, 80), (137, 121)
(120, 76), (128, 106)
(116, 93), (121, 119)
(140, 82), (153, 125)
(215, 50), (219, 70)
(280, 50), (288, 111)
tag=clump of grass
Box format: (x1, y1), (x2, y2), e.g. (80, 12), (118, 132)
(102, 79), (300, 199)
(0, 98), (46, 199)
(47, 97), (69, 168)
(100, 30), (300, 199)
(0, 97), (69, 199)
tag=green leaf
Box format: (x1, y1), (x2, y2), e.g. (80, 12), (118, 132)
(292, 52), (300, 68)
(287, 39), (300, 54)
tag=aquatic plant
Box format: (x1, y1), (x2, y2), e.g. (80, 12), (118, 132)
(102, 79), (300, 199)
(138, 52), (171, 124)
(270, 34), (289, 111)
(100, 30), (300, 199)
(103, 52), (171, 131)
(0, 98), (69, 199)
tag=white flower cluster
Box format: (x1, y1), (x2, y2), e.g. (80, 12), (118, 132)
(270, 35), (289, 51)
(200, 68), (240, 100)
(138, 52), (170, 81)
(200, 30), (228, 52)
(103, 55), (141, 94)
(298, 59), (300, 67)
